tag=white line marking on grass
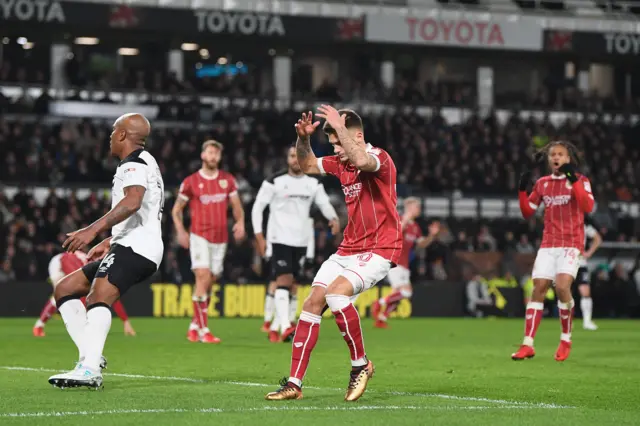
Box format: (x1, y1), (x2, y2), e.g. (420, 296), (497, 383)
(0, 366), (573, 409)
(0, 405), (548, 418)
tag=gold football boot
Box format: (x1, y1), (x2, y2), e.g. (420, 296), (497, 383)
(345, 360), (375, 402)
(265, 377), (303, 400)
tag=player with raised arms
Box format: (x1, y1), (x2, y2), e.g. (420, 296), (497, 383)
(512, 141), (594, 362)
(265, 107), (402, 402)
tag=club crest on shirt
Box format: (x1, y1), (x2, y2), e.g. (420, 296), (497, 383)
(565, 181), (572, 190)
(198, 183), (204, 189)
(543, 182), (548, 188)
(219, 179), (228, 189)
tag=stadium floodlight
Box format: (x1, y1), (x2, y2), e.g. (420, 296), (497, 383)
(181, 43), (199, 51)
(74, 37), (99, 45)
(118, 47), (139, 56)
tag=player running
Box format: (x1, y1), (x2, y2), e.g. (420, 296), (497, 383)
(265, 107), (402, 402)
(34, 251), (136, 337)
(253, 147), (339, 343)
(512, 141), (594, 362)
(577, 219), (602, 330)
(371, 197), (440, 328)
(48, 113), (164, 389)
(172, 140), (245, 344)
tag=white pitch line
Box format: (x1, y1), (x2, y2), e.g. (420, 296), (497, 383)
(0, 405), (542, 418)
(0, 366), (573, 409)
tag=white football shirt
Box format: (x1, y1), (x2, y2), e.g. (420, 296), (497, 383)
(580, 224), (598, 267)
(252, 171), (337, 248)
(110, 149), (164, 266)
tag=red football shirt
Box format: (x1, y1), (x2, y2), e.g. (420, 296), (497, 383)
(318, 144), (402, 264)
(528, 174), (593, 252)
(397, 221), (422, 269)
(60, 252), (87, 274)
(178, 170), (238, 244)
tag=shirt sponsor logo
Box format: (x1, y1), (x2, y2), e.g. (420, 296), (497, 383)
(543, 195), (571, 207)
(342, 182), (362, 198)
(199, 193), (227, 204)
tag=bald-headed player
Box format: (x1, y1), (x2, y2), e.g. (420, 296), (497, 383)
(49, 113), (164, 389)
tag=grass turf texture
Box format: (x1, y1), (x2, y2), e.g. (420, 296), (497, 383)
(0, 318), (638, 425)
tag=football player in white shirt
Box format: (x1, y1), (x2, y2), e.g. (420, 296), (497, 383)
(576, 221), (602, 330)
(253, 147), (339, 342)
(48, 113), (164, 389)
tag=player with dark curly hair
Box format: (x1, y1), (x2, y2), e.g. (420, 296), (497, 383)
(512, 141), (595, 362)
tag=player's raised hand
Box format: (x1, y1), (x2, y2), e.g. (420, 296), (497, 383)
(63, 226), (98, 253)
(518, 169), (532, 191)
(295, 111), (320, 138)
(316, 104), (345, 130)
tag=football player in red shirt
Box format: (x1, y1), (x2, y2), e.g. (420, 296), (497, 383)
(265, 107), (402, 402)
(371, 197), (440, 328)
(512, 141), (594, 362)
(172, 140), (245, 343)
(34, 251), (136, 337)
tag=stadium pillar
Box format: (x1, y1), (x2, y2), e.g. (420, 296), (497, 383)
(273, 56), (291, 100)
(476, 66), (494, 116)
(168, 50), (184, 83)
(577, 63), (590, 95)
(50, 44), (70, 90)
(381, 61), (394, 90)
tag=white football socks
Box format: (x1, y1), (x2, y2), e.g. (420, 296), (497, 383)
(58, 299), (88, 361)
(83, 306), (112, 372)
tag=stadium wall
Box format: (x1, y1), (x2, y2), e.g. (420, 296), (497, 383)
(2, 280), (524, 318)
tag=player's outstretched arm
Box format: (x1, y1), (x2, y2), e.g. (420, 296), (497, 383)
(63, 186), (145, 252)
(316, 104), (378, 172)
(95, 185), (146, 233)
(295, 111), (321, 174)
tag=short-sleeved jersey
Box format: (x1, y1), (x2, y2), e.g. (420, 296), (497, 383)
(528, 174), (594, 252)
(111, 149), (164, 266)
(397, 221), (423, 269)
(178, 169), (238, 244)
(251, 170), (337, 248)
(317, 144), (402, 264)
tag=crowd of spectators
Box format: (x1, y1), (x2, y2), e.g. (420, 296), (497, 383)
(2, 48), (639, 317)
(1, 107), (639, 201)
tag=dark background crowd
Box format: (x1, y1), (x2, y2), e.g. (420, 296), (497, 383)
(1, 32), (640, 318)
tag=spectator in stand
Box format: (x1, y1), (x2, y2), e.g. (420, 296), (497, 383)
(516, 234), (535, 254)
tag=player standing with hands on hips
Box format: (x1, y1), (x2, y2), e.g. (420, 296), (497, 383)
(512, 141), (594, 362)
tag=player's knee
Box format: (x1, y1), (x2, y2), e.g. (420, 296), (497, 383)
(400, 288), (413, 299)
(326, 277), (354, 296)
(86, 279), (120, 306)
(302, 288), (326, 314)
(54, 270), (90, 302)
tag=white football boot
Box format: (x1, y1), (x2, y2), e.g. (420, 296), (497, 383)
(48, 364), (103, 390)
(583, 321), (598, 331)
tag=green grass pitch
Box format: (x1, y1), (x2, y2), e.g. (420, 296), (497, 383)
(0, 317), (638, 425)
